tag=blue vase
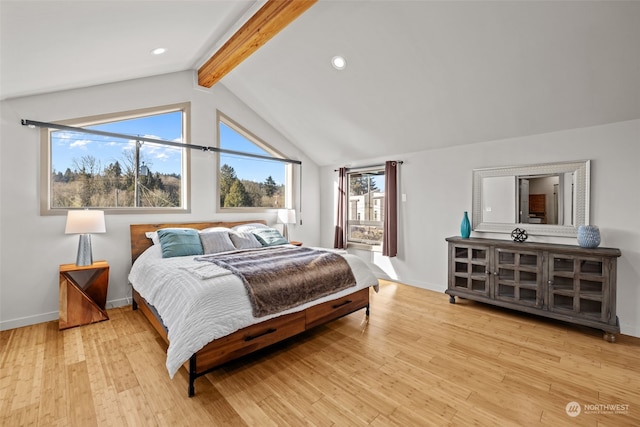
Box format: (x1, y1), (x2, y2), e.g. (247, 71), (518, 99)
(577, 225), (600, 248)
(461, 211), (471, 239)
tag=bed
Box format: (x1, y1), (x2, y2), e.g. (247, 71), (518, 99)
(128, 220), (378, 396)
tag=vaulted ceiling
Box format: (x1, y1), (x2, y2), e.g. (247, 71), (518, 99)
(2, 1), (639, 166)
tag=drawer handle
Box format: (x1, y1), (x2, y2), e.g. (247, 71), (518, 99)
(244, 328), (277, 342)
(332, 299), (352, 309)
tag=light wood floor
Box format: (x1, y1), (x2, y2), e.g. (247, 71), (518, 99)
(1, 281), (639, 426)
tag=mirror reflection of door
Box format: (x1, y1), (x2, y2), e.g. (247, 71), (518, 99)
(518, 175), (562, 225)
(519, 179), (530, 223)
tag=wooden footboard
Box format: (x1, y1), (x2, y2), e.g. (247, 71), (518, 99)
(133, 287), (370, 396)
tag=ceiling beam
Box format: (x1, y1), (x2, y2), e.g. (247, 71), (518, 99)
(198, 0), (317, 88)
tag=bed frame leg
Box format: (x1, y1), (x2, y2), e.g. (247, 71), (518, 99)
(131, 287), (138, 310)
(188, 355), (197, 397)
(365, 304), (370, 317)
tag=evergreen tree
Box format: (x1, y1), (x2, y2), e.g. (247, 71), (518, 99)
(63, 168), (74, 183)
(224, 180), (251, 207)
(220, 164), (237, 205)
(104, 161), (123, 193)
(264, 175), (277, 197)
(349, 175), (380, 196)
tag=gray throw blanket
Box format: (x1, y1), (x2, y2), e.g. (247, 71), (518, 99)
(196, 246), (356, 318)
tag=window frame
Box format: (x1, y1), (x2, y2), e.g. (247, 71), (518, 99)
(216, 111), (294, 213)
(346, 167), (385, 251)
(40, 102), (191, 215)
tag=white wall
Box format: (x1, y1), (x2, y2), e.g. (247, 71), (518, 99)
(0, 71), (320, 330)
(319, 120), (640, 337)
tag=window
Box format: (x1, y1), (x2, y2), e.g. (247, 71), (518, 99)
(347, 168), (385, 245)
(42, 104), (189, 213)
(217, 112), (292, 210)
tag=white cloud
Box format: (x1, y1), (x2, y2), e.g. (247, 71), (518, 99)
(56, 132), (74, 139)
(70, 139), (91, 149)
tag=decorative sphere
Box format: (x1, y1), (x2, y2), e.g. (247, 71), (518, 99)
(511, 228), (528, 243)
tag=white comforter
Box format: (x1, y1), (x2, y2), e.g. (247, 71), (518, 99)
(128, 245), (379, 377)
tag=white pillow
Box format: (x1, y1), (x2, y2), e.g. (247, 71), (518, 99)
(199, 230), (235, 254)
(145, 231), (160, 245)
(229, 232), (263, 249)
(232, 223), (269, 233)
(200, 226), (233, 233)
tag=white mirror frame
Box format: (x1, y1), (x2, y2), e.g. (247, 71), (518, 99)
(472, 160), (590, 237)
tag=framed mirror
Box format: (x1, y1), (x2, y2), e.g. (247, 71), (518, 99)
(472, 160), (590, 237)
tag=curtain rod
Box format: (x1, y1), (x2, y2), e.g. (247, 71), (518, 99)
(21, 119), (302, 166)
(334, 161), (403, 172)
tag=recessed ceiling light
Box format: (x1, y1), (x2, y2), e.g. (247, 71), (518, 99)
(151, 47), (167, 55)
(331, 55), (346, 70)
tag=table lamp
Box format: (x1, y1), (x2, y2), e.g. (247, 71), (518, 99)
(65, 210), (106, 266)
(277, 209), (296, 240)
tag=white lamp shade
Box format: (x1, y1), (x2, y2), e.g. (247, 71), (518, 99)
(65, 210), (106, 234)
(277, 209), (296, 225)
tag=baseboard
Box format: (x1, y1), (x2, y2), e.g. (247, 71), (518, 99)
(0, 311), (59, 331)
(1, 297), (133, 331)
(106, 297), (131, 309)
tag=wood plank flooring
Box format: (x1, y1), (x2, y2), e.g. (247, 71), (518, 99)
(1, 281), (639, 426)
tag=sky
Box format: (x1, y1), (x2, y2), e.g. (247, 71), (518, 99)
(219, 122), (286, 185)
(50, 112), (287, 185)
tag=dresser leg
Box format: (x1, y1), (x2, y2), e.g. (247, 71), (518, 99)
(603, 332), (616, 343)
(449, 295), (456, 304)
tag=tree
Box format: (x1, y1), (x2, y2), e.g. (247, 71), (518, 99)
(350, 174), (380, 196)
(103, 161), (124, 194)
(105, 161), (122, 179)
(224, 180), (252, 207)
(242, 180), (263, 207)
(63, 168), (74, 183)
(264, 175), (277, 197)
(219, 164), (237, 205)
(72, 155), (101, 206)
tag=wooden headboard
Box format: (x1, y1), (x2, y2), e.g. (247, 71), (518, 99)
(129, 220), (267, 263)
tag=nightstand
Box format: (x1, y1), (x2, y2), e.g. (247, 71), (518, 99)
(289, 240), (303, 246)
(59, 261), (109, 330)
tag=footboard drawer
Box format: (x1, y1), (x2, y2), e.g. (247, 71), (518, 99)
(305, 288), (369, 329)
(195, 311), (305, 371)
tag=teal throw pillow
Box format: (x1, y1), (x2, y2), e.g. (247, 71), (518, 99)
(252, 228), (288, 246)
(157, 228), (204, 258)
